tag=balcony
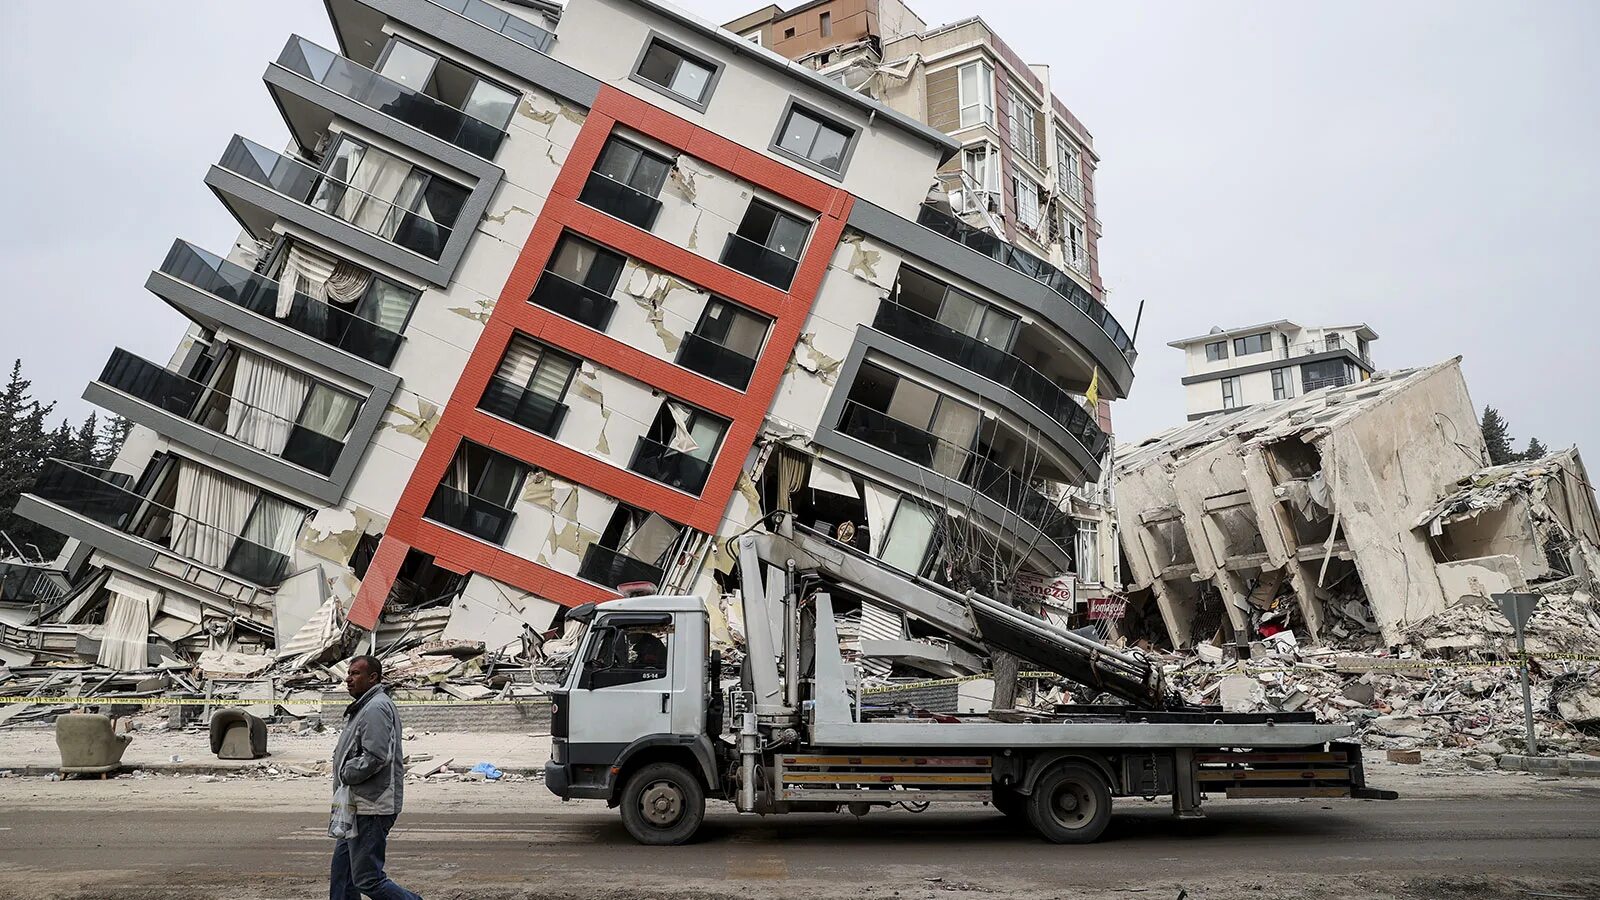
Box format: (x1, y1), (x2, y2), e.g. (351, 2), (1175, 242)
(871, 303), (1107, 459)
(720, 234), (798, 291)
(214, 135), (455, 261)
(158, 241), (403, 367)
(274, 35), (507, 159)
(578, 544), (665, 590)
(529, 272), (617, 331)
(1280, 337), (1373, 368)
(578, 172), (663, 230)
(427, 0), (555, 54)
(629, 437), (713, 495)
(837, 401), (1072, 554)
(1058, 169), (1085, 206)
(479, 376), (568, 437)
(24, 461), (293, 587)
(96, 348), (347, 477)
(1302, 374), (1356, 393)
(424, 483), (516, 544)
(676, 332), (758, 390)
(915, 204), (1134, 361)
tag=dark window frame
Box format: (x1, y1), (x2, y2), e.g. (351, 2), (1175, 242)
(768, 98), (861, 180)
(1232, 332), (1271, 356)
(375, 35), (522, 132)
(629, 32), (724, 113)
(1204, 340), (1229, 362)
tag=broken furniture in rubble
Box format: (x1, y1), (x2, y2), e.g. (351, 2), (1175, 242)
(55, 712), (132, 778)
(210, 708), (269, 760)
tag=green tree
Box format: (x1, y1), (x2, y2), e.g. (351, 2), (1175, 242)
(1521, 437), (1549, 462)
(96, 415), (132, 468)
(0, 360), (61, 560)
(1481, 406), (1516, 466)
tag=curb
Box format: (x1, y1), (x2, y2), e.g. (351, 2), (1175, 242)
(1497, 754), (1600, 778)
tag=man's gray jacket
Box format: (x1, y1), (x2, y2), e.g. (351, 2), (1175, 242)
(332, 684), (405, 816)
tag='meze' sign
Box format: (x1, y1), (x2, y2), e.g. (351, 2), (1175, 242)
(1013, 572), (1076, 609)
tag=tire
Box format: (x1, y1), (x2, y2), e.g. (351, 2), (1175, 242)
(1025, 763), (1112, 844)
(619, 762), (705, 845)
(991, 787), (1026, 819)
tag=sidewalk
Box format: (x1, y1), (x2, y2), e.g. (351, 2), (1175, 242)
(0, 721), (552, 777)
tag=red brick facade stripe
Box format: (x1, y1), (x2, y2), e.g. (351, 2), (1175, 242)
(350, 84), (854, 630)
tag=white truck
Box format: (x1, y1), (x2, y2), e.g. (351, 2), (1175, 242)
(543, 525), (1392, 844)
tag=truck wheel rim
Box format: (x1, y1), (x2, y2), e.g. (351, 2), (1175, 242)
(1050, 781), (1096, 829)
(641, 781), (683, 827)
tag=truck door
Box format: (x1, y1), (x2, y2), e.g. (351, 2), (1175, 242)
(566, 613), (676, 757)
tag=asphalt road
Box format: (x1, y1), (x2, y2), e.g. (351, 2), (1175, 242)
(3, 792), (1599, 900)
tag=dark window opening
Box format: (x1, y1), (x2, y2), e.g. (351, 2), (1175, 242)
(635, 39), (716, 105)
(775, 104), (853, 173)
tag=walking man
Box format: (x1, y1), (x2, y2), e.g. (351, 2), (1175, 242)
(330, 654), (422, 900)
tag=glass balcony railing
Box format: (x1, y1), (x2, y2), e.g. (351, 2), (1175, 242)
(675, 332), (758, 391)
(529, 271), (617, 331)
(217, 135), (456, 261)
(1302, 374), (1356, 393)
(871, 304), (1108, 459)
(159, 241), (403, 367)
(277, 36), (506, 159)
(578, 172), (663, 231)
(720, 234), (799, 291)
(629, 436), (714, 495)
(578, 544), (665, 590)
(915, 204), (1135, 362)
(98, 348), (347, 477)
(427, 0), (556, 54)
(1279, 337), (1372, 367)
(479, 376), (568, 437)
(28, 460), (294, 586)
(424, 483), (516, 544)
(837, 401), (1073, 555)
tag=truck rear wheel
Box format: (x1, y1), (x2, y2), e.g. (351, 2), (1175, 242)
(1026, 763), (1111, 844)
(620, 762), (705, 845)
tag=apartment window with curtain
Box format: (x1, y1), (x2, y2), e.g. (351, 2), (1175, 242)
(480, 334), (577, 437)
(892, 267), (1017, 350)
(309, 135), (469, 260)
(531, 234), (627, 330)
(581, 137), (673, 229)
(1006, 87), (1040, 165)
(632, 402), (729, 495)
(282, 383), (362, 476)
(1221, 376), (1241, 410)
(678, 298), (769, 390)
(426, 442), (527, 544)
(958, 61), (995, 129)
(268, 238), (421, 366)
(844, 361), (981, 479)
(1271, 367), (1294, 401)
(229, 493), (311, 585)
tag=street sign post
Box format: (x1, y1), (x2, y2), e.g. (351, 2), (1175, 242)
(1493, 592), (1542, 757)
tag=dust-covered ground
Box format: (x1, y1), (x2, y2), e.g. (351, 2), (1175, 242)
(0, 758), (1596, 900)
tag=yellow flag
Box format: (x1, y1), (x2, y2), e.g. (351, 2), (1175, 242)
(1084, 366), (1100, 409)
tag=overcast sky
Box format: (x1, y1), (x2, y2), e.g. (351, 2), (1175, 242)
(2, 0), (1596, 456)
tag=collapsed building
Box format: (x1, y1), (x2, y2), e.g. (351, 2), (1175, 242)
(2, 0), (1130, 717)
(1113, 356), (1600, 653)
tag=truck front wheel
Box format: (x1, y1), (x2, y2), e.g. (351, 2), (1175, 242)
(620, 761), (705, 845)
(1026, 763), (1111, 844)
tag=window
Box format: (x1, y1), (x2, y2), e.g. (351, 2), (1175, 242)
(633, 36), (718, 108)
(679, 298), (769, 390)
(309, 135), (469, 260)
(282, 383), (361, 476)
(376, 37), (519, 132)
(846, 362), (981, 478)
(581, 620), (673, 689)
(1233, 332), (1271, 356)
(584, 505), (681, 589)
(962, 143), (999, 193)
(228, 493), (310, 584)
(879, 499), (938, 576)
(773, 102), (855, 176)
(1006, 87), (1040, 165)
(1221, 376), (1241, 410)
(723, 200), (811, 289)
(783, 27), (796, 39)
(481, 334), (577, 436)
(633, 402), (729, 494)
(1303, 359), (1355, 392)
(1324, 332), (1344, 352)
(532, 236), (625, 330)
(1075, 520), (1100, 583)
(1012, 174), (1043, 233)
(893, 267), (1017, 350)
(744, 31), (762, 46)
(1271, 367), (1293, 401)
(958, 61), (995, 129)
(1056, 132), (1083, 201)
(1204, 340), (1228, 362)
(425, 442), (527, 543)
(581, 138), (673, 229)
(1062, 212), (1088, 275)
(819, 11), (832, 36)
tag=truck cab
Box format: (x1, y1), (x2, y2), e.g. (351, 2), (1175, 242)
(544, 596), (722, 844)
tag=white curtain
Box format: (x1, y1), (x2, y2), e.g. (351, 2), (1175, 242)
(226, 351), (313, 454)
(341, 145), (419, 235)
(97, 575), (161, 671)
(276, 243), (338, 317)
(666, 403), (700, 453)
(241, 494), (308, 557)
(297, 386), (358, 440)
(862, 482), (897, 556)
(171, 460), (257, 569)
(325, 260), (371, 305)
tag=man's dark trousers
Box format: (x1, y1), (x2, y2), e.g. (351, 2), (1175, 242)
(329, 814), (422, 900)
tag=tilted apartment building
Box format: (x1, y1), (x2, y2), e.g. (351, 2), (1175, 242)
(16, 0), (1135, 670)
(1170, 320), (1378, 421)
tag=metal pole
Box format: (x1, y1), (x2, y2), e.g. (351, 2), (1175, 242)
(1515, 614), (1537, 756)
